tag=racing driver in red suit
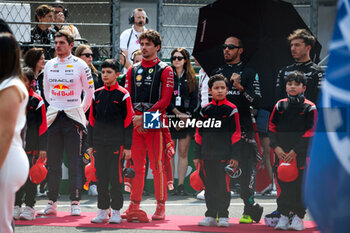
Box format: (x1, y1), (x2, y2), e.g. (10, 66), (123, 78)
(123, 29), (174, 220)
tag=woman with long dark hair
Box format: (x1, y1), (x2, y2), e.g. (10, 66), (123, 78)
(0, 32), (29, 233)
(167, 48), (198, 195)
(23, 48), (46, 99)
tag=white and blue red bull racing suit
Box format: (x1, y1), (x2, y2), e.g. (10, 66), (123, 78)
(43, 54), (94, 202)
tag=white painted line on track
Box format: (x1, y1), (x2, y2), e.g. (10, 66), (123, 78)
(35, 202), (277, 208)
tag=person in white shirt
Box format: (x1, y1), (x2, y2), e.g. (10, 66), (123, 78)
(38, 30), (94, 217)
(0, 32), (29, 233)
(194, 57), (211, 108)
(120, 8), (148, 73)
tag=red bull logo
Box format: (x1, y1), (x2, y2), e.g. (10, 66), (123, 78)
(52, 84), (74, 96)
(53, 84), (70, 90)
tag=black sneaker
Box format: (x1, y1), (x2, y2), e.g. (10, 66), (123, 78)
(176, 184), (188, 196)
(247, 203), (263, 223)
(170, 187), (177, 196)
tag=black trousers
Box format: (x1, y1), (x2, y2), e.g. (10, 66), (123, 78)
(239, 141), (258, 214)
(94, 144), (123, 210)
(47, 112), (83, 202)
(15, 152), (37, 208)
(276, 168), (306, 218)
(203, 160), (231, 218)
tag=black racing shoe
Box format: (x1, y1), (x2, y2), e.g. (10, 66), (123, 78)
(249, 203), (263, 223)
(176, 184), (188, 196)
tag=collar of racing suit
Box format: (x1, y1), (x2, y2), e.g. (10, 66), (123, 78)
(294, 60), (312, 66)
(56, 54), (73, 63)
(141, 57), (160, 68)
(225, 61), (243, 68)
(104, 81), (119, 91)
(211, 98), (228, 106)
(29, 88), (34, 97)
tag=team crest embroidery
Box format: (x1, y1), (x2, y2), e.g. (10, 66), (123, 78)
(136, 75), (142, 81)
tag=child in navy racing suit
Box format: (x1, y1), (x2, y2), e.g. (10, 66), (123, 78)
(269, 71), (317, 231)
(88, 59), (134, 224)
(194, 74), (241, 227)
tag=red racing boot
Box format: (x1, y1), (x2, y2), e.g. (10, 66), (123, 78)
(152, 201), (165, 220)
(121, 201), (140, 219)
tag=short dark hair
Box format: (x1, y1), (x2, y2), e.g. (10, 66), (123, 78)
(0, 18), (13, 34)
(0, 33), (22, 83)
(35, 5), (54, 22)
(101, 59), (120, 73)
(226, 36), (243, 48)
(22, 67), (35, 83)
(288, 29), (315, 47)
(139, 29), (162, 51)
(54, 30), (74, 45)
(133, 8), (146, 16)
(208, 74), (229, 89)
(23, 48), (45, 73)
(284, 70), (307, 86)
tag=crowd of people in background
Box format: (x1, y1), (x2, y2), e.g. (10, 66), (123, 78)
(0, 2), (325, 232)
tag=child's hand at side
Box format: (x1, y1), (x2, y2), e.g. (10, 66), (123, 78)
(39, 150), (47, 162)
(229, 159), (239, 169)
(284, 150), (297, 163)
(193, 158), (200, 168)
(274, 146), (286, 161)
(123, 149), (131, 160)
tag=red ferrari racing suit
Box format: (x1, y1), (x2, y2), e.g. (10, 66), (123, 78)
(125, 58), (174, 203)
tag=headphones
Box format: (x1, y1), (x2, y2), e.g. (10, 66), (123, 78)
(129, 9), (149, 25)
(52, 2), (69, 20)
(287, 93), (305, 104)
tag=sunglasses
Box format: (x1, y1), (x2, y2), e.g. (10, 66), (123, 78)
(171, 56), (185, 61)
(222, 44), (241, 50)
(81, 53), (93, 58)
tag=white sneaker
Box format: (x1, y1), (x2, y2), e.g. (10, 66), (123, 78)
(275, 214), (289, 230)
(109, 209), (122, 224)
(13, 206), (22, 220)
(217, 217), (229, 227)
(88, 184), (98, 196)
(196, 190), (205, 200)
(264, 210), (280, 227)
(91, 209), (109, 223)
(288, 215), (305, 231)
(19, 206), (36, 220)
(37, 201), (57, 215)
(198, 216), (217, 226)
(71, 201), (81, 216)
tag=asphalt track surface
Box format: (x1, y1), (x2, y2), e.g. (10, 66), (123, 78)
(15, 193), (313, 233)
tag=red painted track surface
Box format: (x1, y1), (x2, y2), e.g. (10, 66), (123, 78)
(15, 211), (319, 233)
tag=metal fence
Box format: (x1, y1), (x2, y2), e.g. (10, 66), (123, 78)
(0, 0), (117, 61)
(0, 0), (324, 62)
(157, 0), (319, 60)
(158, 0), (214, 59)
